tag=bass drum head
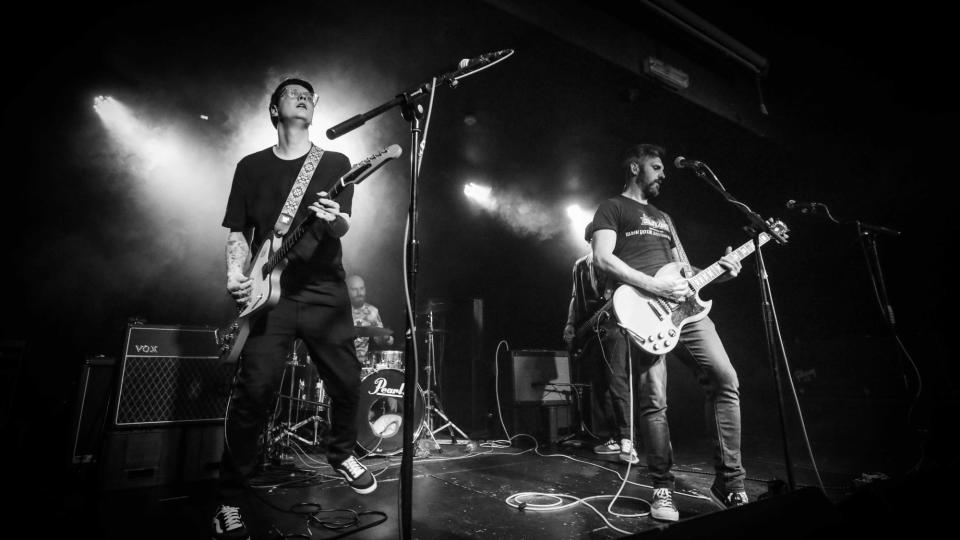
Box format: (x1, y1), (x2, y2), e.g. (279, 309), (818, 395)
(356, 368), (424, 456)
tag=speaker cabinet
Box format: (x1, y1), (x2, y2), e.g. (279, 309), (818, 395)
(506, 350), (572, 442)
(112, 324), (234, 427)
(69, 355), (116, 465)
(99, 428), (184, 490)
(98, 425), (224, 490)
(509, 350), (571, 404)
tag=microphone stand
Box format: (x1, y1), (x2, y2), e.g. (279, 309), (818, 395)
(686, 163), (810, 492)
(792, 204), (923, 465)
(325, 59), (508, 540)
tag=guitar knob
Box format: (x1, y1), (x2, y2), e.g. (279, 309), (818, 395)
(657, 332), (664, 339)
(652, 343), (659, 351)
(648, 335), (655, 342)
(663, 341), (670, 348)
(668, 329), (676, 337)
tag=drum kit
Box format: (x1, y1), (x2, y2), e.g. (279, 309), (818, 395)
(268, 307), (470, 461)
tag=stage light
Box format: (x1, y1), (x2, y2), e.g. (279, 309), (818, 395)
(464, 182), (494, 210)
(566, 204), (593, 238)
(199, 114), (209, 121)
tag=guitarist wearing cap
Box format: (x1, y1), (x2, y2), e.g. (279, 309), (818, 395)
(212, 78), (376, 540)
(586, 144), (749, 523)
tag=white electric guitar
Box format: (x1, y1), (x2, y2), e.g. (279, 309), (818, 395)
(612, 219), (789, 355)
(217, 144), (402, 363)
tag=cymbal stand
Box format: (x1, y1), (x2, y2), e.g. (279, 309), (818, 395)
(421, 309), (470, 451)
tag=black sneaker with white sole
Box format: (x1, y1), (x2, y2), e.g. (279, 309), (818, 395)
(709, 483), (749, 509)
(211, 505), (249, 540)
(334, 455), (377, 494)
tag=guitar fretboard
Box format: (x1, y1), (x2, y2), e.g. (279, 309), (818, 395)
(687, 233), (771, 291)
(260, 145), (399, 277)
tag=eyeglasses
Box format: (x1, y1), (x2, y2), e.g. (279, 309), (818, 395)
(280, 87), (319, 105)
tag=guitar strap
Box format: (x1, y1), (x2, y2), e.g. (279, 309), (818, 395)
(273, 144), (325, 237)
(663, 212), (693, 277)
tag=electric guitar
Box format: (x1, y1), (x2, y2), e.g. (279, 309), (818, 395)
(216, 144), (402, 363)
(612, 219), (789, 355)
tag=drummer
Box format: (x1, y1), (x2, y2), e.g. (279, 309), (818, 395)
(347, 274), (394, 365)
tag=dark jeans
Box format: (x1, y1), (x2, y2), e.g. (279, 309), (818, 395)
(218, 297), (361, 504)
(596, 315), (745, 491)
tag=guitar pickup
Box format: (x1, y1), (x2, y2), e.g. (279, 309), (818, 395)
(646, 301), (664, 321)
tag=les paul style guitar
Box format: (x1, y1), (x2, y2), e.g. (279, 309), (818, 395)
(612, 219), (789, 355)
(217, 144), (402, 363)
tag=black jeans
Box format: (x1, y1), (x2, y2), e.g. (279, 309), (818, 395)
(596, 315), (745, 491)
(218, 297), (361, 503)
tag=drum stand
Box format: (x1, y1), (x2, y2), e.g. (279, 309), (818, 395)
(419, 311), (470, 452)
(270, 347), (330, 463)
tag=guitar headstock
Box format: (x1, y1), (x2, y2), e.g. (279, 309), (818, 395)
(766, 218), (790, 244)
(340, 144), (403, 187)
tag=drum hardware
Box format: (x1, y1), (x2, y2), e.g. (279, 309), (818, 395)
(268, 340), (331, 463)
(419, 308), (471, 451)
(354, 325), (394, 338)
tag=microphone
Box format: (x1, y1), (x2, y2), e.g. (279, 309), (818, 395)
(673, 156), (704, 170)
(785, 199), (820, 213)
(443, 49), (513, 81)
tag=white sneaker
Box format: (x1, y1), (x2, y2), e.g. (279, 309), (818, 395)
(619, 438), (639, 464)
(593, 438), (621, 455)
(211, 505), (250, 540)
(650, 488), (679, 522)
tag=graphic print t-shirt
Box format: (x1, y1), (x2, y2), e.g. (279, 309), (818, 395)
(585, 195), (675, 279)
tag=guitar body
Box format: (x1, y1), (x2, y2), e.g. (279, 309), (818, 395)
(612, 262), (711, 355)
(238, 238), (285, 319)
(217, 239), (285, 364)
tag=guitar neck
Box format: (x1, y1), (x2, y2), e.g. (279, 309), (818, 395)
(687, 233), (771, 291)
(263, 181), (348, 275)
(260, 145), (400, 276)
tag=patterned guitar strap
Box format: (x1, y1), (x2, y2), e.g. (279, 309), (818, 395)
(272, 144), (325, 239)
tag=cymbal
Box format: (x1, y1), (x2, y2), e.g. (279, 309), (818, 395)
(354, 326), (394, 338)
(417, 301), (455, 313)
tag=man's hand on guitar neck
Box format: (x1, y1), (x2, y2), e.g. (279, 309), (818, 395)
(716, 246), (742, 282)
(309, 191), (351, 238)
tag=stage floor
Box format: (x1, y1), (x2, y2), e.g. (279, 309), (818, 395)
(61, 430), (933, 539)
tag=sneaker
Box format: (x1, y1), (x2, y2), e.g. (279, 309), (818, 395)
(334, 455), (377, 494)
(211, 505), (249, 540)
(593, 438), (621, 455)
(619, 438), (639, 464)
(709, 483), (749, 509)
(650, 488), (679, 522)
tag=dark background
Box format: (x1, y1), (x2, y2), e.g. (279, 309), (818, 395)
(1, 0), (953, 484)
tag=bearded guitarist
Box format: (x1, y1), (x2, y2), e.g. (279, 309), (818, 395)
(212, 78), (376, 540)
(586, 144), (748, 523)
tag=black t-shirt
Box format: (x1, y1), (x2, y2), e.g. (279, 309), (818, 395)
(585, 195), (675, 278)
(222, 146), (354, 305)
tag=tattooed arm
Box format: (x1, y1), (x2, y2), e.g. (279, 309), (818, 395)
(226, 230), (252, 306)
